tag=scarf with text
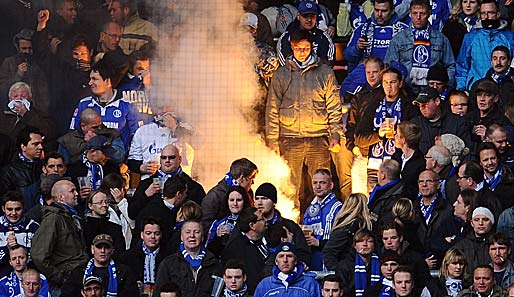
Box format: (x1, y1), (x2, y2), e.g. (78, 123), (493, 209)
(355, 254), (381, 297)
(445, 277), (462, 297)
(380, 278), (395, 297)
(82, 152), (103, 190)
(370, 98), (402, 166)
(0, 215), (26, 231)
(142, 242), (159, 284)
(410, 24), (431, 85)
(224, 283), (248, 297)
(84, 259), (118, 297)
(180, 242), (206, 270)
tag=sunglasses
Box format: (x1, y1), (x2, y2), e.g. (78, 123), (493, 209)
(160, 155), (177, 160)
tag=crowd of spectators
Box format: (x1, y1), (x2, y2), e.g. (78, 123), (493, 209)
(3, 0), (514, 296)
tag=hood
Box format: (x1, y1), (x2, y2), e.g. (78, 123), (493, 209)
(473, 19), (509, 30)
(286, 54), (322, 72)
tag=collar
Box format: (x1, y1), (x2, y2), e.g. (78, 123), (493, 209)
(163, 200), (175, 210)
(91, 89), (120, 107)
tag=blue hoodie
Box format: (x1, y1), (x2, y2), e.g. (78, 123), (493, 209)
(254, 263), (321, 297)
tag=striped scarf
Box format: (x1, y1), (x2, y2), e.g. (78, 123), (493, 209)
(142, 242), (159, 284)
(84, 259), (118, 297)
(355, 254), (381, 297)
(180, 242), (206, 270)
(81, 152), (103, 190)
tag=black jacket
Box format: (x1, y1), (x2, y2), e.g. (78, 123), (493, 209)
(117, 243), (170, 283)
(61, 260), (139, 297)
(136, 196), (178, 244)
(83, 216), (126, 257)
(0, 157), (42, 212)
(129, 171), (205, 220)
(454, 231), (492, 277)
(487, 165), (514, 210)
(392, 149), (426, 200)
(322, 219), (361, 271)
(154, 250), (223, 297)
(221, 232), (268, 293)
(368, 180), (404, 231)
(411, 111), (472, 155)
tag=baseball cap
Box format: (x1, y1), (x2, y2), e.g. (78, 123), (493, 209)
(413, 88), (440, 105)
(475, 79), (499, 96)
(241, 13), (258, 29)
(83, 275), (102, 286)
(276, 242), (297, 257)
(298, 0), (318, 15)
(85, 135), (117, 157)
(92, 234), (113, 248)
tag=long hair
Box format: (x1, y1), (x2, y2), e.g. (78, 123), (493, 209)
(332, 193), (372, 232)
(392, 198), (415, 228)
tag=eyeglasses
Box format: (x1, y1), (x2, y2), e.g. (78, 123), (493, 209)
(102, 31), (121, 40)
(292, 47), (311, 53)
(91, 200), (109, 206)
(457, 175), (470, 181)
(160, 155), (177, 160)
(424, 155), (432, 159)
(480, 11), (498, 16)
(417, 179), (439, 184)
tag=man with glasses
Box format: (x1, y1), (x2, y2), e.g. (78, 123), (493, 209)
(17, 269), (46, 297)
(456, 0), (514, 91)
(129, 144), (204, 220)
(414, 170), (453, 269)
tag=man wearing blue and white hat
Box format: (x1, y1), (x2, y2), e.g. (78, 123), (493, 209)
(254, 242), (321, 297)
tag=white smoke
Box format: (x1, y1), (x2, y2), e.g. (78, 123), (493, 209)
(150, 0), (299, 220)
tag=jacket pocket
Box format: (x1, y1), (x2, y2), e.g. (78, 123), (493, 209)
(431, 44), (444, 64)
(279, 107), (296, 127)
(398, 44), (413, 63)
(311, 100), (328, 124)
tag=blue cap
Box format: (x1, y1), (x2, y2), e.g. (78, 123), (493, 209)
(85, 135), (117, 157)
(276, 242), (297, 256)
(298, 0), (318, 15)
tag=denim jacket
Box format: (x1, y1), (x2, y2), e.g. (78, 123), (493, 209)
(384, 26), (455, 86)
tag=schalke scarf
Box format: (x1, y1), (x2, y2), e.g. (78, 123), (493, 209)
(304, 192), (337, 240)
(18, 152), (39, 163)
(461, 14), (478, 32)
(361, 20), (376, 59)
(180, 242), (206, 270)
(369, 98), (402, 168)
(8, 99), (31, 114)
(0, 215), (26, 231)
(445, 277), (463, 297)
(355, 254), (381, 297)
(419, 194), (438, 223)
(142, 242), (159, 284)
(224, 283), (248, 297)
(485, 165), (502, 191)
(491, 68), (512, 85)
(157, 166), (182, 179)
(82, 152), (103, 190)
(84, 259), (118, 297)
(380, 278), (395, 297)
(224, 172), (239, 188)
(272, 262), (305, 288)
(410, 24), (431, 85)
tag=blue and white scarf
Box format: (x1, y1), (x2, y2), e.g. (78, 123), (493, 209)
(485, 165), (502, 191)
(142, 242), (159, 284)
(82, 152), (103, 190)
(224, 172), (239, 188)
(266, 211), (280, 226)
(272, 262), (305, 288)
(157, 166), (182, 179)
(380, 279), (395, 297)
(410, 24), (431, 85)
(0, 215), (26, 231)
(84, 259), (118, 297)
(303, 192), (337, 240)
(206, 215), (239, 246)
(224, 283), (248, 297)
(369, 98), (402, 167)
(180, 242), (206, 270)
(355, 254), (381, 297)
(18, 152), (39, 163)
(461, 14), (478, 31)
(445, 277), (463, 297)
(491, 68), (512, 85)
(419, 194), (438, 223)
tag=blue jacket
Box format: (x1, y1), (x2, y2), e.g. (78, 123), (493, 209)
(0, 271), (50, 297)
(456, 20), (514, 90)
(400, 0), (451, 30)
(70, 90), (141, 151)
(0, 215), (39, 276)
(117, 74), (152, 124)
(384, 26), (455, 86)
(345, 13), (408, 72)
(254, 264), (321, 297)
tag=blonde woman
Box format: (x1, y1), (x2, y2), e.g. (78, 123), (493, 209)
(421, 248), (469, 297)
(392, 198), (424, 252)
(322, 193), (373, 270)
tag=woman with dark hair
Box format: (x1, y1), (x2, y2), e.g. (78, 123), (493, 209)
(100, 172), (134, 249)
(421, 248), (470, 296)
(205, 186), (251, 256)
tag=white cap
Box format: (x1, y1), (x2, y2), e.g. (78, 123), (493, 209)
(472, 207), (495, 224)
(241, 13), (258, 29)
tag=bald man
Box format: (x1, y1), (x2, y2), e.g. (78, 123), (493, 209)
(58, 108), (125, 165)
(128, 144), (205, 220)
(31, 180), (88, 294)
